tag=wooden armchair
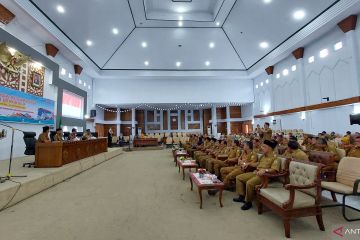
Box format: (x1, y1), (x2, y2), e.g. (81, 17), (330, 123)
(321, 157), (360, 221)
(309, 151), (337, 180)
(257, 160), (324, 238)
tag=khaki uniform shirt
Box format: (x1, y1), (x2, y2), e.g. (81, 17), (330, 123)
(82, 133), (92, 140)
(53, 133), (63, 142)
(227, 147), (240, 159)
(257, 151), (280, 172)
(287, 149), (309, 161)
(38, 133), (50, 143)
(238, 150), (258, 165)
(347, 146), (360, 158)
(263, 128), (273, 141)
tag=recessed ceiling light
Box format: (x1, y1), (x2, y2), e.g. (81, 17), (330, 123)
(265, 79), (269, 84)
(56, 5), (65, 13)
(179, 16), (183, 21)
(260, 82), (264, 86)
(263, 0), (272, 4)
(88, 85), (91, 90)
(308, 56), (315, 63)
(291, 65), (297, 71)
(79, 79), (82, 84)
(178, 21), (183, 27)
(334, 41), (343, 51)
(205, 61), (210, 66)
(320, 49), (329, 58)
(176, 61), (182, 67)
(112, 28), (119, 35)
(259, 42), (269, 49)
(255, 84), (259, 89)
(68, 73), (72, 78)
(293, 10), (306, 20)
(141, 42), (147, 48)
(144, 61), (149, 66)
(86, 40), (93, 46)
(84, 82), (87, 87)
(61, 68), (66, 75)
(282, 69), (289, 76)
(276, 73), (280, 79)
(216, 22), (220, 26)
(209, 42), (215, 48)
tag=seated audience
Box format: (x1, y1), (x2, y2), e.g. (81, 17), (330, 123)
(69, 128), (78, 141)
(82, 129), (93, 140)
(347, 134), (360, 157)
(233, 140), (279, 210)
(283, 140), (309, 161)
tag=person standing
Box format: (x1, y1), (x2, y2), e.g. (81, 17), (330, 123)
(108, 128), (113, 147)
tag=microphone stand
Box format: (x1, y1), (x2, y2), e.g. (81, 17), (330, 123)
(0, 122), (27, 183)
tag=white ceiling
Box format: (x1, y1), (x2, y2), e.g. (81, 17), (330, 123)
(16, 0), (342, 70)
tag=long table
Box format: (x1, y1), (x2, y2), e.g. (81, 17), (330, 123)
(35, 138), (108, 168)
(133, 138), (158, 147)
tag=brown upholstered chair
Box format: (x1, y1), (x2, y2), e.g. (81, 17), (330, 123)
(321, 157), (360, 221)
(309, 151), (337, 180)
(257, 160), (324, 238)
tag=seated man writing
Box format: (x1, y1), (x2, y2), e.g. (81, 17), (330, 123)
(233, 139), (279, 210)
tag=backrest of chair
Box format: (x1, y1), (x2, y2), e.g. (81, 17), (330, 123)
(289, 161), (320, 197)
(336, 157), (360, 190)
(309, 151), (335, 165)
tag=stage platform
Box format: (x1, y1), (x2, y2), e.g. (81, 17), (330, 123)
(0, 147), (123, 210)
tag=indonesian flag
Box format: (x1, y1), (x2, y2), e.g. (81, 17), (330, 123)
(62, 91), (83, 119)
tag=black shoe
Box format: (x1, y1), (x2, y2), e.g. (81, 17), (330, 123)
(241, 202), (252, 210)
(232, 195), (245, 203)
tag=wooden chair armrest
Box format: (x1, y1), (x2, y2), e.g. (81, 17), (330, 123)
(353, 179), (360, 195)
(262, 171), (288, 178)
(321, 170), (337, 182)
(285, 183), (316, 190)
(257, 175), (270, 190)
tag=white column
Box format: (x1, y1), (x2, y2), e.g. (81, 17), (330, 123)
(211, 106), (217, 136)
(131, 108), (136, 137)
(184, 110), (188, 131)
(177, 110), (181, 130)
(346, 30), (360, 96)
(144, 110), (148, 133)
(226, 106), (231, 135)
(116, 108), (120, 136)
(160, 110), (163, 132)
(167, 110), (171, 132)
(200, 109), (204, 134)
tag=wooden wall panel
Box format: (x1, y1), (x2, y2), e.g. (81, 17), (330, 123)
(0, 4), (15, 24)
(136, 110), (145, 131)
(203, 109), (211, 134)
(230, 106), (242, 118)
(104, 124), (117, 137)
(193, 110), (200, 121)
(147, 111), (154, 122)
(121, 110), (132, 121)
(188, 123), (200, 129)
(170, 116), (178, 130)
(120, 124), (132, 136)
(242, 121), (253, 133)
(216, 107), (226, 120)
(231, 122), (242, 135)
(217, 122), (227, 134)
(104, 108), (117, 121)
(181, 110), (185, 129)
(163, 111), (168, 130)
(95, 124), (104, 137)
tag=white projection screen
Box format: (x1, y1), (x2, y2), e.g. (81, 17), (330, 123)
(62, 90), (84, 119)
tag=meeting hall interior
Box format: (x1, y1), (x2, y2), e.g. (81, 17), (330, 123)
(0, 0), (360, 239)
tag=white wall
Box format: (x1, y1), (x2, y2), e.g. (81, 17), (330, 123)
(94, 77), (254, 104)
(254, 18), (360, 135)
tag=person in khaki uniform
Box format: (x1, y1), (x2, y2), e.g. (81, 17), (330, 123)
(347, 135), (360, 157)
(53, 128), (63, 142)
(212, 141), (241, 176)
(233, 140), (279, 210)
(252, 138), (262, 154)
(206, 140), (228, 172)
(197, 139), (219, 168)
(283, 140), (309, 161)
(220, 141), (258, 189)
(194, 138), (214, 161)
(38, 126), (51, 143)
(261, 122), (273, 141)
(82, 129), (93, 140)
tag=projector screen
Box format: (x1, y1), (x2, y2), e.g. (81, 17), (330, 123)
(62, 90), (84, 119)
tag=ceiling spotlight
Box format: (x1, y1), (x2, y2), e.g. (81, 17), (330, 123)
(176, 61), (182, 67)
(320, 49), (329, 58)
(282, 69), (289, 76)
(205, 61), (210, 66)
(88, 85), (91, 90)
(216, 22), (220, 26)
(56, 5), (65, 13)
(141, 42), (147, 48)
(178, 21), (183, 27)
(260, 82), (264, 86)
(84, 82), (87, 87)
(112, 28), (119, 35)
(79, 79), (82, 84)
(68, 73), (72, 78)
(255, 84), (259, 89)
(276, 73), (280, 79)
(291, 65), (297, 71)
(144, 61), (149, 66)
(293, 10), (306, 20)
(265, 79), (269, 84)
(179, 16), (183, 21)
(86, 40), (93, 46)
(61, 68), (66, 75)
(263, 0), (272, 4)
(209, 42), (215, 48)
(259, 41), (269, 49)
(334, 41), (343, 51)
